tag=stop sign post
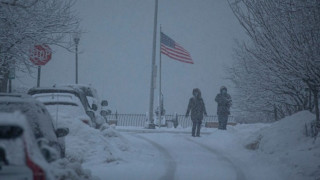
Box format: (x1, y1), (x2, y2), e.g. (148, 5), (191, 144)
(29, 45), (52, 87)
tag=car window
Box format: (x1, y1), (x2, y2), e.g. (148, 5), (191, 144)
(34, 103), (57, 142)
(86, 96), (95, 109)
(79, 87), (94, 97)
(32, 90), (91, 112)
(45, 104), (86, 117)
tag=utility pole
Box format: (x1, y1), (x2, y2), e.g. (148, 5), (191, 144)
(74, 34), (80, 84)
(148, 0), (159, 129)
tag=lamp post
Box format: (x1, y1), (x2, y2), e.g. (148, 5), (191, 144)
(74, 34), (80, 84)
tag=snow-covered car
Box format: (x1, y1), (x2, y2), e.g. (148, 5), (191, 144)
(58, 84), (101, 107)
(28, 86), (101, 128)
(0, 93), (69, 160)
(56, 84), (110, 127)
(31, 92), (94, 127)
(0, 112), (54, 180)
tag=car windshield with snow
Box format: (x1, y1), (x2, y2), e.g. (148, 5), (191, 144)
(27, 86), (103, 127)
(29, 86), (109, 128)
(56, 84), (110, 126)
(32, 92), (94, 127)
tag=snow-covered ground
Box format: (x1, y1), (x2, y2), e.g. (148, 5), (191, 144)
(62, 111), (320, 180)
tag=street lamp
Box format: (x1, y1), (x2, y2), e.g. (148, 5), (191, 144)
(74, 34), (80, 84)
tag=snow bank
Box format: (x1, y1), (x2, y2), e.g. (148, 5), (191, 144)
(247, 111), (320, 180)
(193, 112), (319, 180)
(50, 159), (98, 180)
(58, 113), (129, 179)
(66, 121), (118, 163)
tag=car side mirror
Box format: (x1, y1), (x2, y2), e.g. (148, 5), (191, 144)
(55, 128), (69, 138)
(37, 138), (49, 147)
(41, 145), (58, 162)
(92, 104), (98, 111)
(86, 111), (95, 120)
(101, 100), (108, 107)
(100, 110), (111, 117)
(0, 125), (23, 139)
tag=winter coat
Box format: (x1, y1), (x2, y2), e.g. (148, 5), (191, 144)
(215, 93), (232, 116)
(186, 97), (207, 122)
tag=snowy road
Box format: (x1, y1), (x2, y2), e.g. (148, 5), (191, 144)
(133, 134), (177, 180)
(132, 133), (246, 180)
(82, 128), (284, 180)
(185, 137), (246, 180)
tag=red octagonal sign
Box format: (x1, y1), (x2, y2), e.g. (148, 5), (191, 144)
(30, 44), (52, 66)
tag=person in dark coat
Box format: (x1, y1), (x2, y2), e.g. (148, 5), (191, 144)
(215, 86), (232, 130)
(186, 88), (207, 137)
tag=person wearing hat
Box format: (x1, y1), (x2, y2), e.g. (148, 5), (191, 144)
(215, 86), (232, 130)
(185, 88), (207, 137)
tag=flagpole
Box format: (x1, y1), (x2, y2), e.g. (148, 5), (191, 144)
(148, 0), (158, 129)
(158, 25), (162, 128)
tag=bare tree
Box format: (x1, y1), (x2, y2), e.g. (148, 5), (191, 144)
(228, 0), (320, 122)
(228, 43), (309, 121)
(0, 0), (80, 91)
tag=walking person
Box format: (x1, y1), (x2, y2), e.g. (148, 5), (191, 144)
(215, 86), (232, 130)
(185, 88), (207, 137)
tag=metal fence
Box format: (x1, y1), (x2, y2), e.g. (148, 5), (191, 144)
(106, 113), (234, 128)
(106, 113), (147, 127)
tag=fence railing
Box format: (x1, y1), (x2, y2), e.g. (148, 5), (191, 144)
(106, 113), (234, 128)
(106, 114), (147, 127)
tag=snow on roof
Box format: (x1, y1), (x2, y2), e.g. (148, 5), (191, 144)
(28, 86), (76, 92)
(0, 111), (29, 128)
(0, 93), (39, 104)
(56, 84), (99, 98)
(33, 93), (81, 104)
(56, 83), (93, 88)
(0, 93), (32, 99)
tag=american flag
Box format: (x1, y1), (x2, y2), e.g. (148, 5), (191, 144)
(160, 32), (194, 64)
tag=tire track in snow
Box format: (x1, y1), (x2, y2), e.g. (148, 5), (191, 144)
(186, 137), (246, 180)
(132, 134), (177, 180)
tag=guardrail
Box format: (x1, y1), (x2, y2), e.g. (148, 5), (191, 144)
(105, 113), (235, 128)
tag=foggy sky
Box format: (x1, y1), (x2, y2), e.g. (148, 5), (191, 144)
(14, 0), (246, 115)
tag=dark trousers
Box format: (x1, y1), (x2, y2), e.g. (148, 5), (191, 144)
(192, 121), (202, 136)
(218, 115), (228, 130)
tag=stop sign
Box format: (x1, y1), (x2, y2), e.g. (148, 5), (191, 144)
(30, 44), (52, 66)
